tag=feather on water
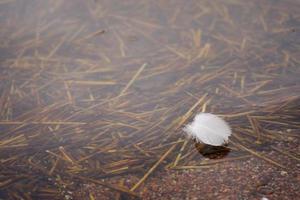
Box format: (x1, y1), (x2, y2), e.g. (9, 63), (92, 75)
(183, 113), (232, 146)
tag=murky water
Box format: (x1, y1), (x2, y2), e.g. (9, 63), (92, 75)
(0, 0), (299, 199)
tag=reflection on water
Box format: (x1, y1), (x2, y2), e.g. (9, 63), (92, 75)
(0, 0), (299, 199)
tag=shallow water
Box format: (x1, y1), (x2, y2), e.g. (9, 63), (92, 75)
(0, 0), (299, 199)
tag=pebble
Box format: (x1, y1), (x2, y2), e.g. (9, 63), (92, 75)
(280, 171), (288, 176)
(64, 194), (72, 200)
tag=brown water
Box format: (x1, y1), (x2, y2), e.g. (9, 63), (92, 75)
(0, 0), (299, 199)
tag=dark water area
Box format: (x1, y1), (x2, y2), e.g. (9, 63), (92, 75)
(0, 0), (299, 199)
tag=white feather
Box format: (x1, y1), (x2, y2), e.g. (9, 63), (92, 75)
(183, 113), (232, 146)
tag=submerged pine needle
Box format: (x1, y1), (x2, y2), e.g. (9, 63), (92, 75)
(119, 63), (147, 96)
(1, 1), (299, 199)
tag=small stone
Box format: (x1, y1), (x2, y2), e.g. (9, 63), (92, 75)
(280, 171), (288, 176)
(64, 194), (72, 200)
(257, 186), (273, 195)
